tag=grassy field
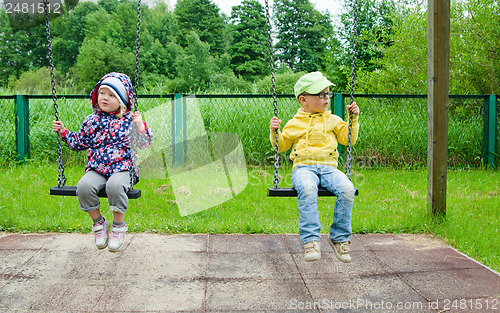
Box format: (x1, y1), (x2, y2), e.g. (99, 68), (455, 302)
(0, 162), (498, 272)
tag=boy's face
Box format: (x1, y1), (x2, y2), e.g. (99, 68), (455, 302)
(98, 87), (121, 113)
(298, 87), (330, 114)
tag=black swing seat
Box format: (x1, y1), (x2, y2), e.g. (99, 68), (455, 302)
(267, 187), (358, 197)
(50, 186), (141, 199)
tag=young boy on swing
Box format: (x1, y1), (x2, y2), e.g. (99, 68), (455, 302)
(52, 72), (153, 252)
(269, 71), (360, 263)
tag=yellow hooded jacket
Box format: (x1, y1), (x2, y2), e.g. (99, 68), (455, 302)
(270, 108), (359, 170)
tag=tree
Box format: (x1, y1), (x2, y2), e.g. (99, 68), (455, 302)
(174, 32), (216, 92)
(52, 1), (101, 73)
(451, 0), (500, 95)
(0, 12), (29, 86)
(228, 0), (269, 80)
(74, 37), (135, 91)
(329, 0), (395, 91)
(174, 0), (228, 56)
(273, 0), (333, 72)
(355, 2), (426, 94)
(143, 2), (182, 80)
(355, 0), (500, 96)
(228, 0), (268, 79)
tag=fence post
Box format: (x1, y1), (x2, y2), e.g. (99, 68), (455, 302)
(15, 95), (30, 162)
(486, 95), (497, 169)
(333, 93), (345, 160)
(172, 93), (185, 166)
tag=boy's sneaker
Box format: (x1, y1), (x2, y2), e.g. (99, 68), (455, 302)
(108, 224), (128, 252)
(329, 239), (351, 263)
(92, 220), (110, 250)
(303, 241), (321, 262)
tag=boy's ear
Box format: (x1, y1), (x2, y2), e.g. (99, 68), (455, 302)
(298, 95), (307, 107)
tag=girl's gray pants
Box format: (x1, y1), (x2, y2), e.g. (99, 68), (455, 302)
(76, 170), (130, 214)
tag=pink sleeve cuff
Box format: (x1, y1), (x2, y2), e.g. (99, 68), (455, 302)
(138, 122), (148, 133)
(60, 128), (69, 137)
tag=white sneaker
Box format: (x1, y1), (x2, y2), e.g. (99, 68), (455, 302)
(91, 220), (109, 250)
(330, 240), (351, 263)
(303, 241), (321, 262)
(108, 224), (128, 252)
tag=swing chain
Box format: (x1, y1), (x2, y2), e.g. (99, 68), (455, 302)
(345, 0), (359, 180)
(133, 0), (141, 113)
(43, 0), (66, 187)
(129, 0), (142, 191)
(264, 0), (280, 189)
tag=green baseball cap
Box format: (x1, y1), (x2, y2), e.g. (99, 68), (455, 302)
(294, 71), (335, 98)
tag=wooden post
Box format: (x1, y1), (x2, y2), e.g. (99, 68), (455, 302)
(427, 0), (450, 219)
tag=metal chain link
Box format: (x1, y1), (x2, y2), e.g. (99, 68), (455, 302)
(133, 0), (141, 113)
(345, 0), (359, 180)
(129, 0), (142, 191)
(264, 0), (280, 189)
(44, 0), (66, 187)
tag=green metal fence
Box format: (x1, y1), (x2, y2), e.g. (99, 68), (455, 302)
(2, 93), (498, 169)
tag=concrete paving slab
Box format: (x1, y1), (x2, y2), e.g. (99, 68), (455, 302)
(100, 279), (206, 312)
(0, 233), (54, 250)
(0, 276), (106, 312)
(0, 232), (498, 313)
(306, 276), (435, 313)
(371, 247), (484, 273)
(209, 234), (289, 254)
(0, 250), (38, 276)
(116, 248), (207, 280)
(358, 233), (445, 251)
(208, 252), (300, 279)
(130, 233), (208, 252)
(206, 279), (312, 312)
(400, 267), (500, 301)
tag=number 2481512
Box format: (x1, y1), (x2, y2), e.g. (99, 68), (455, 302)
(5, 2), (61, 14)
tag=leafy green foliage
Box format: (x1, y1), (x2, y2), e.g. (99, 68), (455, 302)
(0, 0), (499, 99)
(273, 0), (333, 72)
(228, 0), (269, 80)
(174, 0), (227, 56)
(354, 0), (500, 97)
(356, 3), (427, 94)
(8, 67), (63, 94)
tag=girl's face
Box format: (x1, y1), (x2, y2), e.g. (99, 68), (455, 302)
(97, 87), (121, 113)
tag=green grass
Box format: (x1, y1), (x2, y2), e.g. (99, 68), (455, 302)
(0, 162), (498, 272)
(0, 95), (488, 168)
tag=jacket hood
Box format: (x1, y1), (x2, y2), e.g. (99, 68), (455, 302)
(90, 72), (134, 111)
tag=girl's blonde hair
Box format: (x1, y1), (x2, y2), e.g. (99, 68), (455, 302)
(114, 103), (127, 118)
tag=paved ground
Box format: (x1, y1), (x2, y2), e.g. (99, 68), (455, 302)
(0, 232), (499, 313)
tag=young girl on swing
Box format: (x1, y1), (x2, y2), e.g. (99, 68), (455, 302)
(52, 72), (153, 252)
(269, 71), (360, 263)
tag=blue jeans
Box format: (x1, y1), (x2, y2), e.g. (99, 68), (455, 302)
(292, 164), (355, 244)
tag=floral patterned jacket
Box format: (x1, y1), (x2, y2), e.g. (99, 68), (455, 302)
(60, 72), (153, 177)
